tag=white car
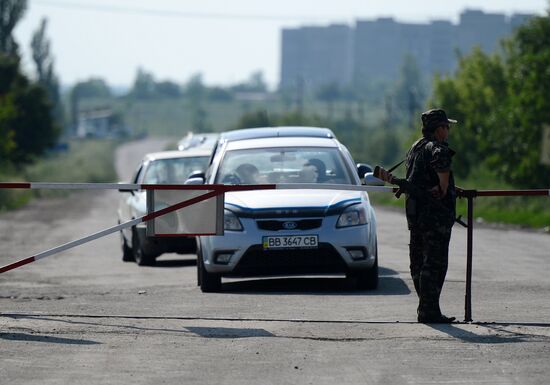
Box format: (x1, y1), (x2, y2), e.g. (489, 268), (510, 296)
(177, 132), (219, 151)
(118, 149), (211, 265)
(193, 127), (379, 292)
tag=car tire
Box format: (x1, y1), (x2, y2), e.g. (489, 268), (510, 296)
(120, 230), (134, 262)
(199, 255), (221, 293)
(132, 227), (156, 266)
(353, 259), (379, 290)
(196, 241), (202, 286)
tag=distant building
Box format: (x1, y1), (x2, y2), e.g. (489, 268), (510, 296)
(280, 24), (353, 91)
(280, 9), (535, 91)
(428, 20), (457, 75)
(457, 9), (509, 54)
(353, 18), (402, 89)
(77, 107), (128, 138)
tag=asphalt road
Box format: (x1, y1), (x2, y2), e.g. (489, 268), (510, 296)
(1, 138), (549, 385)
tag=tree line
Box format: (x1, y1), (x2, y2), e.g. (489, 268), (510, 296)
(0, 0), (60, 167)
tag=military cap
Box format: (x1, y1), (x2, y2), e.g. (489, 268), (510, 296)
(421, 109), (457, 130)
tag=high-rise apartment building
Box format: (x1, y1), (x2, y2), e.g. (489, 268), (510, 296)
(279, 9), (534, 91)
(280, 24), (353, 91)
(457, 9), (509, 54)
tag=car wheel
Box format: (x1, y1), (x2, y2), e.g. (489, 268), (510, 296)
(196, 242), (202, 286)
(132, 227), (156, 266)
(353, 259), (379, 290)
(199, 255), (221, 292)
(120, 229), (134, 262)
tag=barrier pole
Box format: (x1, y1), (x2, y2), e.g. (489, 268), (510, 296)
(464, 193), (475, 322)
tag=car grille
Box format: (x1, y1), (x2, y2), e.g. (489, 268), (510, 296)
(256, 219), (322, 231)
(229, 243), (347, 277)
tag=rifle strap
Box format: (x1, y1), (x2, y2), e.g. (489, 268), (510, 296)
(387, 158), (406, 173)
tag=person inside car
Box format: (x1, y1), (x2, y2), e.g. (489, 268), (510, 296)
(303, 158), (328, 183)
(235, 163), (260, 184)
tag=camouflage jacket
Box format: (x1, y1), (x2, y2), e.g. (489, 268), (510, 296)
(404, 137), (456, 229)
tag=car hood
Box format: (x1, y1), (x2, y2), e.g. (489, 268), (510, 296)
(225, 189), (367, 218)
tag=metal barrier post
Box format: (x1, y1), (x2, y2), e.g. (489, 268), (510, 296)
(464, 193), (475, 322)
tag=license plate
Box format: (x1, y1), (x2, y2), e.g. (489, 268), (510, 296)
(262, 235), (318, 249)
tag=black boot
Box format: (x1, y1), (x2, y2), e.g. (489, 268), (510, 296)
(417, 311), (456, 324)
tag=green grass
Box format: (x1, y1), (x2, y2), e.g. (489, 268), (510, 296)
(0, 139), (118, 210)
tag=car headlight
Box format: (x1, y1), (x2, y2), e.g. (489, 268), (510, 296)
(336, 204), (368, 228)
(224, 209), (243, 231)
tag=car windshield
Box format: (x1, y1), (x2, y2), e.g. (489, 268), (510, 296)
(143, 156), (209, 184)
(215, 147), (353, 184)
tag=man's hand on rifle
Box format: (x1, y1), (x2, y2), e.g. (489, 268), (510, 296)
(374, 166), (394, 184)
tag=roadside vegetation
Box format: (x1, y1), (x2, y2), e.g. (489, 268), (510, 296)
(0, 139), (118, 210)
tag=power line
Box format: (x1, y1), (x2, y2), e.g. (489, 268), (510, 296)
(33, 0), (348, 22)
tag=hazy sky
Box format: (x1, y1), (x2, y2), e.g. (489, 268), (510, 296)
(14, 0), (549, 88)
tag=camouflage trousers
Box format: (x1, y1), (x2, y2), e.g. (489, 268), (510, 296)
(409, 225), (452, 316)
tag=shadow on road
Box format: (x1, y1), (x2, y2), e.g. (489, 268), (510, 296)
(153, 258), (196, 268)
(185, 326), (274, 338)
(0, 332), (101, 345)
(221, 266), (410, 296)
(426, 323), (536, 344)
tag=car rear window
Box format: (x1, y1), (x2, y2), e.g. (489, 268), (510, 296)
(143, 156), (209, 184)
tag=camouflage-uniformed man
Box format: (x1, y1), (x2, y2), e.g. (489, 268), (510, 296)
(405, 108), (457, 323)
(377, 108), (458, 323)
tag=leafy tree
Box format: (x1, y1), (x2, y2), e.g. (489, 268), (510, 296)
(155, 80), (181, 98)
(500, 14), (550, 186)
(231, 71), (268, 93)
(431, 12), (550, 186)
(0, 1), (58, 165)
(131, 68), (156, 99)
(207, 86), (233, 102)
(11, 78), (59, 163)
(392, 54), (427, 128)
(234, 109), (322, 130)
(234, 109), (272, 129)
(185, 73), (205, 101)
(0, 54), (17, 161)
(431, 48), (508, 178)
(0, 0), (27, 55)
(71, 78), (112, 99)
(316, 83), (341, 120)
(31, 18), (62, 127)
(31, 18), (53, 84)
(0, 54), (58, 164)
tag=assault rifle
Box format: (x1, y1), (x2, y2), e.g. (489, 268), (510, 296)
(373, 165), (467, 227)
(373, 165), (431, 201)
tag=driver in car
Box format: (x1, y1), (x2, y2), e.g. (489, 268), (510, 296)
(235, 163), (260, 184)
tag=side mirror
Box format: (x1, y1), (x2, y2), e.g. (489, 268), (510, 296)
(187, 171), (205, 180)
(184, 172), (206, 185)
(356, 163), (373, 183)
(364, 172), (385, 186)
